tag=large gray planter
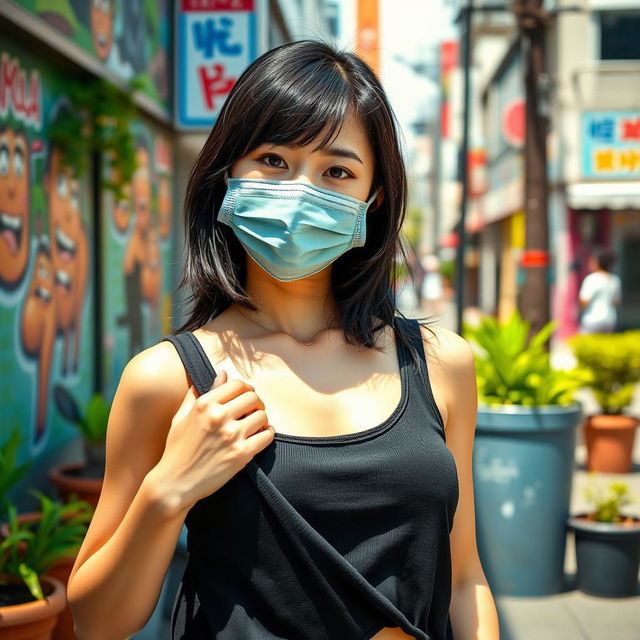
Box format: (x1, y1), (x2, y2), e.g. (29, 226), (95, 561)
(473, 401), (583, 596)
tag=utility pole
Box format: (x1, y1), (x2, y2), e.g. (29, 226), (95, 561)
(513, 0), (551, 336)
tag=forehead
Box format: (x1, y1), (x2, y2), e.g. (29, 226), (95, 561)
(266, 110), (373, 162)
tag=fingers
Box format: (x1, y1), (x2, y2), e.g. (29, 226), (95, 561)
(238, 408), (270, 438)
(172, 383), (199, 426)
(243, 422), (276, 457)
(223, 390), (265, 420)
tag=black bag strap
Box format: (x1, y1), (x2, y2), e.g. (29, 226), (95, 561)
(160, 333), (217, 396)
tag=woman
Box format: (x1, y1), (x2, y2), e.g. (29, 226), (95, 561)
(578, 249), (621, 334)
(67, 40), (499, 640)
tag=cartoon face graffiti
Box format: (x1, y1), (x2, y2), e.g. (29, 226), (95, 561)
(0, 127), (30, 290)
(132, 145), (151, 233)
(141, 225), (161, 305)
(90, 0), (114, 61)
(45, 146), (89, 376)
(20, 241), (57, 442)
(113, 182), (131, 232)
(158, 176), (171, 239)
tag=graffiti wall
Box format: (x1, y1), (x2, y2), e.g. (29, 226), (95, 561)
(101, 122), (175, 401)
(0, 41), (94, 455)
(11, 0), (171, 113)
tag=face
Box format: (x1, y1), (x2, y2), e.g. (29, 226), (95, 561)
(132, 146), (151, 231)
(0, 128), (30, 287)
(229, 109), (379, 205)
(91, 0), (114, 61)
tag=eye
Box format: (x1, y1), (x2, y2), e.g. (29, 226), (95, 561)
(257, 153), (286, 169)
(57, 174), (68, 199)
(325, 166), (352, 180)
(14, 148), (24, 177)
(0, 145), (8, 176)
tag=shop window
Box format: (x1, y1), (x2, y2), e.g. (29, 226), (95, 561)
(598, 11), (640, 60)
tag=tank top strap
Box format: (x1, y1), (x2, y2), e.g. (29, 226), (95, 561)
(160, 333), (217, 396)
(394, 316), (446, 436)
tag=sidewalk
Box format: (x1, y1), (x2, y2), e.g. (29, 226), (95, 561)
(410, 298), (640, 640)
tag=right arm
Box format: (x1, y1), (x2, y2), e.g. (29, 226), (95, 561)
(67, 340), (273, 640)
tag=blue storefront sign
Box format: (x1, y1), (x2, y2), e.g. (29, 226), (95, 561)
(582, 111), (640, 179)
(176, 0), (257, 129)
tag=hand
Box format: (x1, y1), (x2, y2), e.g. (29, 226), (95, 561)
(152, 369), (274, 512)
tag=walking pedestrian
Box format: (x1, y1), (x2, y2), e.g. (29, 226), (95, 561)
(578, 248), (621, 334)
(67, 40), (499, 640)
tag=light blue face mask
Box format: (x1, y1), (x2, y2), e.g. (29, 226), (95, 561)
(216, 174), (381, 281)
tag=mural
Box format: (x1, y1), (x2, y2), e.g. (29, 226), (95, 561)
(0, 43), (93, 453)
(1, 39), (176, 461)
(11, 0), (171, 113)
(102, 123), (175, 400)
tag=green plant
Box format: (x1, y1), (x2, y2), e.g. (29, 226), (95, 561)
(0, 427), (32, 522)
(76, 392), (111, 447)
(463, 308), (590, 406)
(0, 490), (94, 601)
(566, 330), (640, 415)
(48, 75), (145, 200)
(583, 474), (636, 523)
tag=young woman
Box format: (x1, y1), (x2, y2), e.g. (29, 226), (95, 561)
(67, 40), (499, 640)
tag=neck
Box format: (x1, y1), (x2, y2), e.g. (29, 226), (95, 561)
(235, 258), (340, 345)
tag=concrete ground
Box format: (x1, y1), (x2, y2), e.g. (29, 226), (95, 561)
(136, 297), (640, 639)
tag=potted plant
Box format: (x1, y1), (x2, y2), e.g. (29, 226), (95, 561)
(568, 474), (640, 597)
(0, 491), (94, 640)
(566, 330), (640, 473)
(49, 389), (111, 508)
(0, 427), (94, 640)
(462, 308), (590, 597)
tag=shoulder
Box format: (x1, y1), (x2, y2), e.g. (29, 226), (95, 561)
(119, 338), (191, 414)
(418, 323), (475, 372)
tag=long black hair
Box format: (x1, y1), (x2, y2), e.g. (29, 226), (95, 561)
(175, 39), (437, 364)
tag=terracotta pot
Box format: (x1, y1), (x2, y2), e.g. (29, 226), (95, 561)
(0, 573), (67, 639)
(48, 463), (103, 509)
(0, 513), (83, 640)
(583, 414), (639, 473)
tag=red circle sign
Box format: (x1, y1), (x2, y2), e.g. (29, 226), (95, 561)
(502, 99), (525, 147)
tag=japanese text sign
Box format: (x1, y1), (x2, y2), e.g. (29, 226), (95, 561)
(582, 111), (640, 179)
(176, 0), (257, 129)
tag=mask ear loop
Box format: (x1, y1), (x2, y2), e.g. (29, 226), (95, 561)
(366, 186), (381, 208)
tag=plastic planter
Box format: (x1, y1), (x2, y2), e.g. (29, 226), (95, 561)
(473, 402), (583, 596)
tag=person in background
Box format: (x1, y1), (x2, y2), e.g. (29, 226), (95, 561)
(421, 254), (445, 320)
(578, 248), (621, 334)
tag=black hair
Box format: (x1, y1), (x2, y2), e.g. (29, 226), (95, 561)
(593, 248), (616, 273)
(175, 39), (437, 365)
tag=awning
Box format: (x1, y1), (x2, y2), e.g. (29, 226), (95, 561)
(567, 182), (640, 210)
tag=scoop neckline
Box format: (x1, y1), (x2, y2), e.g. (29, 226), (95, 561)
(271, 322), (409, 445)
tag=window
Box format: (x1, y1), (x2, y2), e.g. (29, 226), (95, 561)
(599, 11), (640, 60)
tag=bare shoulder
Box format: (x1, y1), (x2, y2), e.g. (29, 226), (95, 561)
(418, 324), (477, 429)
(418, 323), (475, 370)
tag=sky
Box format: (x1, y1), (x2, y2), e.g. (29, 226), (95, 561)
(379, 0), (457, 130)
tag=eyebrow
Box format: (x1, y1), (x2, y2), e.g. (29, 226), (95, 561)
(266, 143), (363, 165)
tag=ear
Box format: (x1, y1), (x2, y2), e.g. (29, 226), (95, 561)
(370, 187), (384, 212)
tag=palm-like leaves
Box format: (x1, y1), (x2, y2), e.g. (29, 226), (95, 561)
(463, 309), (588, 406)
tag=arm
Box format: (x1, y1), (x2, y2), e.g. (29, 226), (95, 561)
(67, 342), (193, 640)
(421, 326), (500, 640)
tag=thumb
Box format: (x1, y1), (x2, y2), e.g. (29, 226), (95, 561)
(211, 367), (227, 390)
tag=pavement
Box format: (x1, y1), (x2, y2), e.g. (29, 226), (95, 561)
(136, 297), (640, 639)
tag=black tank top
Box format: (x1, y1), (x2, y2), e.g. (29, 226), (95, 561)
(161, 316), (459, 640)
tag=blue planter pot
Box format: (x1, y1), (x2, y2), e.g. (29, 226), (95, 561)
(473, 402), (583, 596)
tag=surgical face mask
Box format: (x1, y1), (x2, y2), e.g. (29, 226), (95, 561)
(216, 173), (381, 282)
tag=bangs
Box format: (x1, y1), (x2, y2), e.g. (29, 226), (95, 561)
(241, 58), (355, 153)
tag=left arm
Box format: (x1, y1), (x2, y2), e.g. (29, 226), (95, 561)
(421, 326), (500, 640)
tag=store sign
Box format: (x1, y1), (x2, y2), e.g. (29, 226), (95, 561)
(176, 0), (257, 129)
(582, 111), (640, 179)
